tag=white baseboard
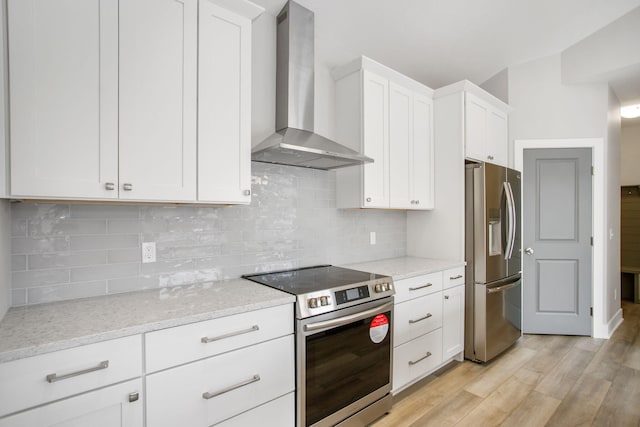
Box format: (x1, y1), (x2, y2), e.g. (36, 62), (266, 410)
(606, 308), (624, 338)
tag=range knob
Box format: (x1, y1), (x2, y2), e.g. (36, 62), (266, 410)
(320, 296), (330, 306)
(308, 298), (319, 308)
(374, 284), (382, 293)
(381, 283), (389, 292)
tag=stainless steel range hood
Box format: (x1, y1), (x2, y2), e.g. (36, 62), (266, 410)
(251, 1), (373, 170)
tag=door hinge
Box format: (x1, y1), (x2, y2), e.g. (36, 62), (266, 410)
(590, 236), (593, 246)
(591, 166), (594, 176)
(590, 307), (593, 317)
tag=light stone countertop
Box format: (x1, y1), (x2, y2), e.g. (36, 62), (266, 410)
(0, 279), (294, 363)
(343, 257), (465, 280)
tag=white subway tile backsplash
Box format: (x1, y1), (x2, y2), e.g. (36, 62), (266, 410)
(27, 281), (107, 305)
(28, 251), (108, 270)
(12, 269), (70, 288)
(70, 235), (139, 251)
(11, 255), (26, 271)
(11, 163), (406, 305)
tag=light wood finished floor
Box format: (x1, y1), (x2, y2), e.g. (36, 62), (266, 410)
(372, 300), (640, 427)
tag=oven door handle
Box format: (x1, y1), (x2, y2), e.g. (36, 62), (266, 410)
(303, 301), (394, 333)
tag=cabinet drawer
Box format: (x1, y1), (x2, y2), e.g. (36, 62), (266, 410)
(215, 393), (294, 427)
(145, 304), (293, 373)
(392, 329), (443, 394)
(146, 335), (295, 427)
(0, 379), (143, 427)
(394, 292), (442, 346)
(0, 335), (142, 417)
(443, 266), (465, 290)
(394, 272), (442, 303)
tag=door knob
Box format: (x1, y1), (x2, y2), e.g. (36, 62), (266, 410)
(525, 247), (535, 255)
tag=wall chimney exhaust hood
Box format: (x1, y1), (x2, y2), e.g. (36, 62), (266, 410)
(251, 1), (373, 170)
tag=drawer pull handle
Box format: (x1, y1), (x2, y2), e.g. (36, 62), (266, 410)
(449, 275), (463, 280)
(201, 325), (259, 344)
(409, 313), (433, 324)
(409, 283), (432, 291)
(202, 374), (260, 400)
(408, 352), (432, 366)
(46, 360), (109, 383)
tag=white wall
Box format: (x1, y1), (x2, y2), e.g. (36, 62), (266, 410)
(480, 68), (509, 104)
(606, 87), (622, 324)
(621, 123), (640, 185)
(508, 53), (620, 336)
(0, 200), (10, 319)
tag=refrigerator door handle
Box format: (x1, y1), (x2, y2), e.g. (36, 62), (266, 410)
(504, 182), (516, 260)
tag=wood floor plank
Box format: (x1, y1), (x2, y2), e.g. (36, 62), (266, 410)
(583, 338), (627, 381)
(534, 347), (595, 399)
(545, 373), (611, 427)
(463, 346), (536, 398)
(592, 366), (640, 427)
(410, 390), (482, 427)
(523, 335), (575, 375)
(456, 374), (536, 426)
(500, 390), (561, 427)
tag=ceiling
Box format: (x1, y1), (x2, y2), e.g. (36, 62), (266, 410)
(253, 0), (640, 107)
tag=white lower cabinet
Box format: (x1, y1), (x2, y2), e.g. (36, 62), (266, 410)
(146, 335), (294, 427)
(391, 267), (465, 394)
(216, 393), (295, 427)
(442, 284), (465, 360)
(0, 379), (143, 427)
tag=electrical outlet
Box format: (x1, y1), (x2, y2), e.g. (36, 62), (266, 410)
(370, 231), (376, 245)
(142, 242), (156, 263)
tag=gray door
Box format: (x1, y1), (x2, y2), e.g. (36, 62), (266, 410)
(522, 148), (592, 335)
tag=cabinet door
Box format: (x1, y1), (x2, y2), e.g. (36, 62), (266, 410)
(119, 0), (197, 201)
(197, 0), (253, 204)
(411, 93), (434, 209)
(442, 284), (465, 360)
(389, 82), (412, 209)
(0, 379), (143, 427)
(362, 70), (389, 208)
(464, 93), (487, 163)
(8, 0), (118, 199)
(487, 108), (508, 167)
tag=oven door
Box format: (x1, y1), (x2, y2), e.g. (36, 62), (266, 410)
(297, 297), (393, 427)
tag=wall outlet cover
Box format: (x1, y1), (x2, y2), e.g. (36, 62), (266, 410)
(142, 242), (156, 263)
(370, 231), (376, 245)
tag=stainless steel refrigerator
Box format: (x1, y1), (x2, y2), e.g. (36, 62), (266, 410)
(465, 162), (522, 363)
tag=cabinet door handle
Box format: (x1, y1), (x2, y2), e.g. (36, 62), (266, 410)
(202, 374), (260, 400)
(416, 200), (420, 205)
(449, 275), (463, 280)
(409, 313), (432, 324)
(46, 360), (109, 383)
(244, 189), (251, 196)
(487, 155), (494, 160)
(105, 182), (115, 191)
(366, 197), (372, 203)
(122, 183), (133, 191)
(444, 295), (450, 300)
(201, 325), (259, 343)
(408, 352), (432, 366)
(409, 283), (432, 291)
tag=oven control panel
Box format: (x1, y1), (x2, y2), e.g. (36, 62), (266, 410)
(298, 278), (394, 318)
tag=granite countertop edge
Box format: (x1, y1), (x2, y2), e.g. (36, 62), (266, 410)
(0, 279), (295, 364)
(342, 256), (466, 280)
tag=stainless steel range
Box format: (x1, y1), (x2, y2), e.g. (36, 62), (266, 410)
(244, 265), (394, 427)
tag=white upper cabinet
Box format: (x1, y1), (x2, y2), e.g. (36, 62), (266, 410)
(8, 0), (119, 199)
(119, 0), (198, 202)
(5, 0), (261, 204)
(464, 91), (509, 167)
(197, 0), (256, 204)
(362, 70), (390, 209)
(334, 57), (434, 210)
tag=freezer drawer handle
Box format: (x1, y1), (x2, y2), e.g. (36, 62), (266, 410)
(487, 282), (519, 294)
(409, 313), (433, 324)
(46, 360), (109, 383)
(409, 283), (432, 291)
(449, 275), (463, 280)
(408, 352), (432, 366)
(202, 374), (260, 400)
(201, 325), (259, 344)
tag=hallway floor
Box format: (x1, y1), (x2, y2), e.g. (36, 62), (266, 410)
(372, 300), (640, 427)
